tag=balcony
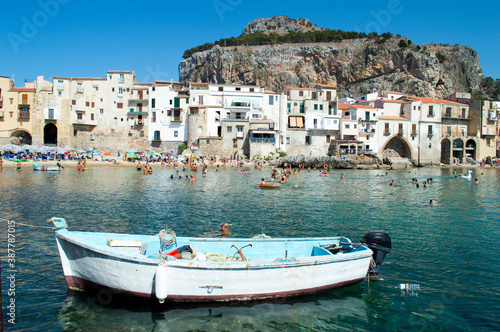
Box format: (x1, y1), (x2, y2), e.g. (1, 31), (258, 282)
(129, 98), (148, 103)
(383, 131), (390, 136)
(250, 138), (275, 143)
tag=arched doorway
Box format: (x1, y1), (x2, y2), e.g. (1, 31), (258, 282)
(465, 139), (476, 161)
(10, 130), (32, 145)
(452, 139), (463, 162)
(382, 135), (412, 159)
(44, 123), (58, 145)
(441, 139), (451, 164)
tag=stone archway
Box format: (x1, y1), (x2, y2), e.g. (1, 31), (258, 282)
(441, 139), (451, 164)
(10, 130), (32, 145)
(452, 139), (464, 162)
(465, 139), (476, 161)
(382, 135), (412, 160)
(44, 123), (58, 145)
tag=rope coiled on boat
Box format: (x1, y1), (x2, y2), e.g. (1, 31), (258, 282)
(159, 229), (176, 251)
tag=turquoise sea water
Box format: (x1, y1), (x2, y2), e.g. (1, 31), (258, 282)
(1, 165), (499, 331)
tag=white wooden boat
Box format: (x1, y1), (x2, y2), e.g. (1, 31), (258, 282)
(51, 217), (387, 303)
(33, 163), (63, 171)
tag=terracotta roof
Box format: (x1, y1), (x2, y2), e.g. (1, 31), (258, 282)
(190, 82), (208, 86)
(378, 116), (409, 120)
(383, 90), (405, 95)
(350, 105), (377, 110)
(316, 84), (336, 89)
(378, 99), (407, 103)
(406, 96), (466, 105)
(52, 76), (106, 81)
(338, 103), (350, 110)
(10, 87), (35, 92)
(264, 90), (277, 94)
(134, 82), (153, 85)
(285, 86), (319, 91)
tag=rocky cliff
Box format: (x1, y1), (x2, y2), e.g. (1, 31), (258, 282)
(179, 17), (484, 98)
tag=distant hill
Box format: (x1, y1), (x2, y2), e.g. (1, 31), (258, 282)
(179, 15), (486, 99)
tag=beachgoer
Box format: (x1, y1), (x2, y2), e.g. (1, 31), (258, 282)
(258, 178), (266, 186)
(474, 178), (478, 184)
(341, 174), (344, 179)
(219, 222), (230, 237)
(430, 199), (437, 205)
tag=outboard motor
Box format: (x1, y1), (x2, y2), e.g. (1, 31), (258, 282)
(361, 232), (391, 280)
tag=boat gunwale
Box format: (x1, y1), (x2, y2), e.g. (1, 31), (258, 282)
(55, 230), (373, 269)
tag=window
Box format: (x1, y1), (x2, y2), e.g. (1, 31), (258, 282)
(151, 98), (156, 108)
(312, 92), (317, 99)
(219, 87), (223, 91)
(152, 111), (156, 123)
(462, 108), (466, 118)
(235, 87), (241, 91)
(57, 80), (64, 90)
(305, 136), (310, 145)
(329, 105), (333, 115)
(58, 91), (62, 96)
(20, 107), (29, 118)
(447, 126), (451, 135)
(206, 139), (210, 144)
(320, 105), (323, 111)
(111, 88), (115, 92)
(48, 109), (54, 119)
(227, 126), (232, 132)
(365, 111), (370, 121)
(119, 74), (124, 83)
(250, 88), (254, 92)
(299, 104), (304, 113)
(428, 125), (433, 135)
(93, 86), (98, 91)
(77, 82), (83, 93)
(326, 135), (331, 143)
(118, 87), (123, 97)
(269, 95), (274, 105)
(199, 96), (203, 105)
(445, 107), (451, 117)
(313, 118), (318, 128)
(252, 114), (259, 119)
(100, 109), (103, 114)
(154, 131), (161, 141)
(299, 91), (303, 97)
(314, 104), (318, 110)
(288, 116), (304, 128)
(326, 91), (332, 100)
(152, 87), (155, 91)
(170, 100), (172, 105)
(77, 113), (83, 120)
(73, 129), (77, 136)
(198, 126), (203, 134)
(384, 123), (390, 134)
(117, 103), (123, 109)
(398, 123), (403, 135)
(86, 101), (90, 107)
(91, 113), (94, 121)
(237, 126), (243, 133)
(92, 102), (95, 108)
(354, 124), (357, 129)
(345, 124), (350, 129)
(287, 103), (291, 112)
(412, 124), (417, 135)
(428, 106), (434, 116)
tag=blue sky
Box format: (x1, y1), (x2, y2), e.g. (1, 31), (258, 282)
(1, 0), (498, 86)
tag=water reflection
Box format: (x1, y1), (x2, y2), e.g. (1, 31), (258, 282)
(59, 289), (368, 331)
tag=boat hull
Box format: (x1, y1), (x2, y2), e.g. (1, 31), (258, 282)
(53, 224), (372, 302)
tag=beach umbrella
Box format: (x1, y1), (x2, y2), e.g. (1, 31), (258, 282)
(117, 151), (120, 157)
(103, 152), (111, 156)
(165, 152), (173, 156)
(197, 152), (204, 157)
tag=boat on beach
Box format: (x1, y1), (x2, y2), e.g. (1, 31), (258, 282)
(51, 217), (391, 303)
(33, 163), (63, 171)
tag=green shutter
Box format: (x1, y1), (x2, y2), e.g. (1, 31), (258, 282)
(174, 98), (180, 108)
(320, 104), (323, 111)
(300, 104), (304, 113)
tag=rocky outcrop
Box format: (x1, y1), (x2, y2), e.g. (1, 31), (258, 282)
(179, 17), (484, 98)
(242, 15), (323, 36)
